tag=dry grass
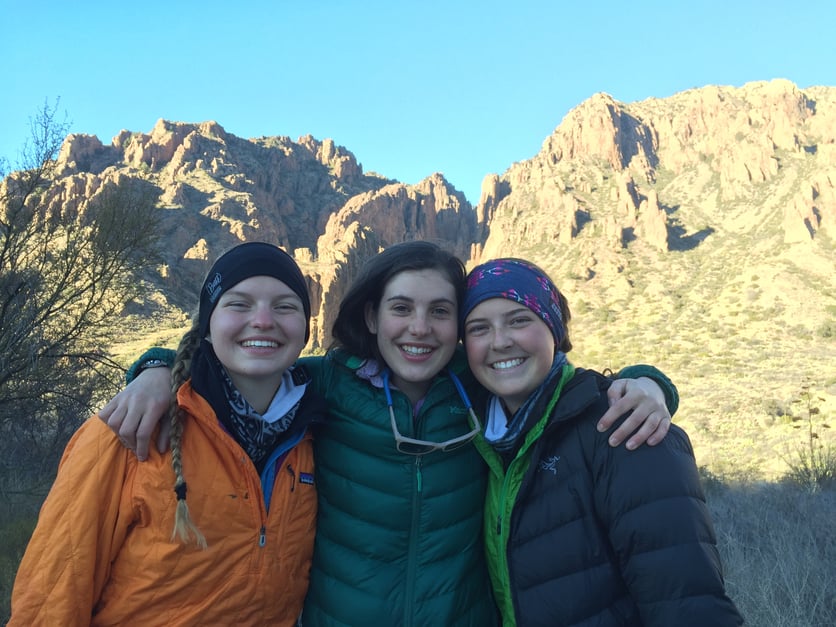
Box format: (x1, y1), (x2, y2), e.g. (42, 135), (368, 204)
(704, 475), (836, 626)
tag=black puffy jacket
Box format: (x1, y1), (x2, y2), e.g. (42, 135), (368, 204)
(475, 367), (743, 626)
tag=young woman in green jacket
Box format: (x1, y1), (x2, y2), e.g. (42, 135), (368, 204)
(99, 241), (678, 626)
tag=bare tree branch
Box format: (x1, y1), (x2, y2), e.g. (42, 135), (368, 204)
(0, 101), (162, 478)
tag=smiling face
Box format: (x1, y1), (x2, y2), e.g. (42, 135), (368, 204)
(364, 269), (459, 404)
(208, 275), (307, 412)
(463, 297), (556, 415)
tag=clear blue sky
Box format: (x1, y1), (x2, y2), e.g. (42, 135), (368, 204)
(2, 0), (834, 203)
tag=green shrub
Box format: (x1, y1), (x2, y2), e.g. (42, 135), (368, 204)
(781, 383), (836, 492)
(816, 321), (835, 338)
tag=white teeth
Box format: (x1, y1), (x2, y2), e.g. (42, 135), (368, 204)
(401, 345), (431, 355)
(492, 358), (523, 370)
(241, 340), (278, 348)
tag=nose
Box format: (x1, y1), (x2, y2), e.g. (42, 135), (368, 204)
(408, 312), (430, 336)
(250, 304), (275, 329)
(490, 327), (513, 350)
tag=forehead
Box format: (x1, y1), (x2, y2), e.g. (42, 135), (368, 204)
(220, 275), (299, 298)
(465, 297), (533, 320)
(382, 269), (457, 301)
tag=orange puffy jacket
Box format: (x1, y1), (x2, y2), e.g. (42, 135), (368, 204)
(10, 380), (316, 626)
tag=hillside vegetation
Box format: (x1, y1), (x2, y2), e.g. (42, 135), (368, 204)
(2, 79), (835, 623)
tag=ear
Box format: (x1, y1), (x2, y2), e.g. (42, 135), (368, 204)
(364, 302), (378, 334)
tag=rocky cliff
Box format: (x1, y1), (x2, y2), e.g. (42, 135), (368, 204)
(472, 79), (835, 477)
(33, 79), (836, 477)
(52, 119), (476, 350)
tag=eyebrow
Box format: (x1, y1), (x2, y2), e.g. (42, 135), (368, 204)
(221, 288), (300, 300)
(504, 306), (533, 316)
(465, 306), (532, 324)
(384, 294), (457, 306)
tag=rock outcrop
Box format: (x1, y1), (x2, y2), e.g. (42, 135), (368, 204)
(26, 80), (836, 354)
(475, 79), (833, 265)
(50, 121), (476, 349)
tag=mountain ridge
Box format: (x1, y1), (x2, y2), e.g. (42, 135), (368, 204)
(35, 78), (836, 478)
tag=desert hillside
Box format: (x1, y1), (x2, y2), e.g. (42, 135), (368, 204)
(37, 79), (836, 479)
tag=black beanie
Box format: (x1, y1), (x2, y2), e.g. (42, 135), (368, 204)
(197, 242), (311, 341)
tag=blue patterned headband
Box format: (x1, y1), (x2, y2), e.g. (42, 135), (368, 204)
(461, 258), (565, 346)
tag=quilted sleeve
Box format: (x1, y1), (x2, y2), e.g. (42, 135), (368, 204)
(9, 418), (137, 626)
(590, 423), (742, 626)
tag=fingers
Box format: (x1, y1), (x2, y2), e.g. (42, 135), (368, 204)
(622, 411), (669, 450)
(606, 378), (628, 407)
(116, 409), (142, 457)
(157, 418), (172, 455)
(130, 393), (170, 460)
(642, 415), (671, 447)
(133, 417), (153, 462)
(98, 397), (116, 422)
(600, 377), (671, 449)
(598, 379), (629, 432)
(99, 392), (145, 458)
(96, 367), (172, 461)
(100, 394), (136, 451)
(607, 406), (659, 449)
(598, 382), (638, 437)
(99, 397), (125, 431)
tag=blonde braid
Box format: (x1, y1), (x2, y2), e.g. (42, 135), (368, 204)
(169, 320), (207, 549)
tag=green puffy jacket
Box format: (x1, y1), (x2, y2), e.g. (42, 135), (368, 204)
(299, 348), (499, 626)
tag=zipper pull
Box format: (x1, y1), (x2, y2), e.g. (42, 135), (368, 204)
(259, 526), (266, 547)
(286, 464), (296, 492)
(496, 516), (502, 535)
(416, 457), (423, 493)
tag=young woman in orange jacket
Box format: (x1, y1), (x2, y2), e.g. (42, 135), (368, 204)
(10, 242), (326, 626)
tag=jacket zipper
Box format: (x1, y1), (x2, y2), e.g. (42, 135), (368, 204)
(286, 464), (296, 492)
(394, 376), (459, 627)
(407, 394), (424, 627)
(494, 369), (572, 625)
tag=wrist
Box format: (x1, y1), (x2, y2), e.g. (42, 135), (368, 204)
(125, 347), (175, 384)
(616, 364), (679, 417)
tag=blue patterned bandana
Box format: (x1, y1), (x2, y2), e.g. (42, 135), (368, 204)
(461, 258), (565, 346)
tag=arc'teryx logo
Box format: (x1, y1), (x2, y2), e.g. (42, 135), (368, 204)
(539, 455), (560, 475)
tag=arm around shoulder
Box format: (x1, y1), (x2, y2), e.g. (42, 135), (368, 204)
(296, 354), (326, 395)
(125, 346), (177, 384)
(600, 364), (677, 448)
(616, 364), (678, 416)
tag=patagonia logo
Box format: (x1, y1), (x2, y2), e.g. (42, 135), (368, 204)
(539, 455), (560, 475)
(205, 272), (223, 304)
(299, 472), (315, 485)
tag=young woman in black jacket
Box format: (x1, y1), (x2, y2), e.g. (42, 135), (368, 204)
(461, 257), (743, 627)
